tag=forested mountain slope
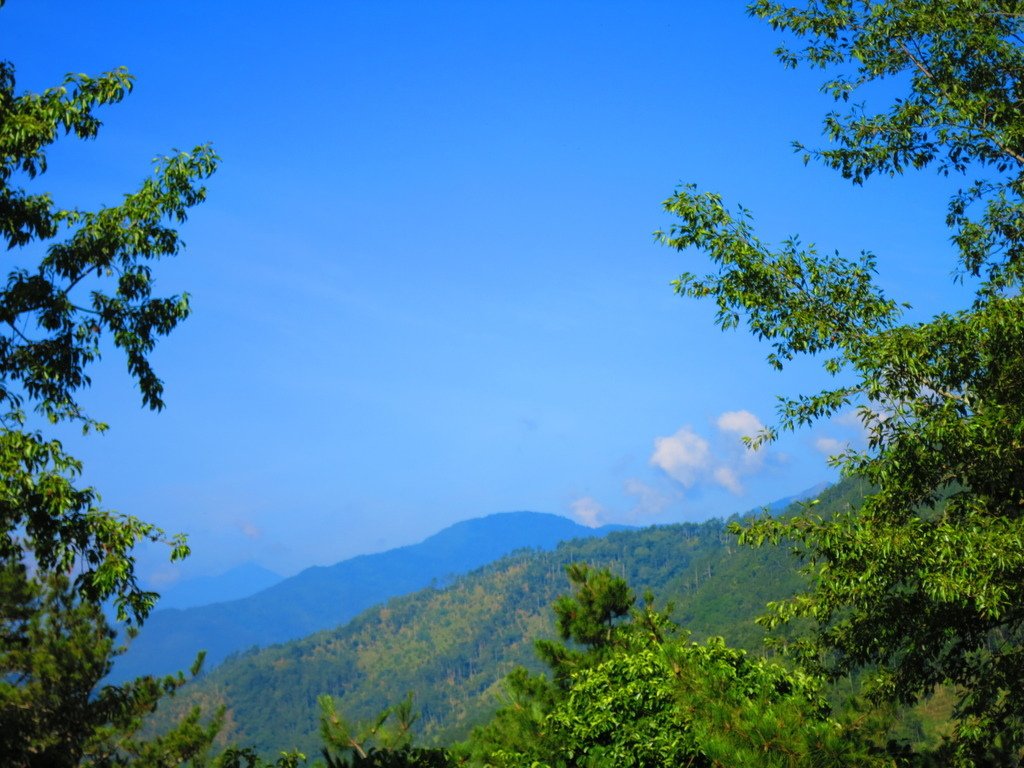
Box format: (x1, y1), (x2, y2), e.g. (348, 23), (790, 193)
(113, 512), (624, 683)
(160, 480), (865, 757)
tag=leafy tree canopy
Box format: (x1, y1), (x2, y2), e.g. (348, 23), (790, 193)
(533, 562), (635, 689)
(0, 559), (221, 767)
(0, 1), (220, 763)
(659, 1), (1024, 762)
(473, 566), (885, 768)
(0, 16), (216, 622)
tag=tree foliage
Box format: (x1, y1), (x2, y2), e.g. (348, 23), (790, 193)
(0, 560), (221, 767)
(0, 43), (217, 622)
(0, 2), (220, 763)
(473, 566), (884, 768)
(319, 694), (452, 768)
(533, 562), (634, 689)
(659, 1), (1024, 762)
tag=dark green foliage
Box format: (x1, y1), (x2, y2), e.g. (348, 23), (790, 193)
(549, 563), (634, 647)
(534, 563), (634, 688)
(659, 1), (1024, 762)
(323, 748), (452, 768)
(211, 747), (307, 768)
(319, 694), (454, 768)
(462, 667), (556, 767)
(0, 53), (216, 622)
(467, 565), (639, 765)
(0, 559), (220, 767)
(0, 4), (221, 763)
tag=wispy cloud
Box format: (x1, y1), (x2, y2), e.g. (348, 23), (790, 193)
(623, 478), (675, 518)
(835, 406), (893, 439)
(814, 436), (846, 457)
(236, 519), (263, 540)
(717, 409), (766, 472)
(145, 566), (182, 589)
(834, 410), (864, 428)
(712, 466), (743, 494)
(569, 496), (605, 528)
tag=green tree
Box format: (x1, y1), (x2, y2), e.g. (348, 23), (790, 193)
(473, 567), (882, 767)
(543, 635), (880, 768)
(0, 45), (216, 622)
(319, 694), (452, 768)
(0, 559), (221, 767)
(534, 563), (635, 689)
(0, 2), (219, 763)
(659, 1), (1024, 762)
(468, 564), (636, 766)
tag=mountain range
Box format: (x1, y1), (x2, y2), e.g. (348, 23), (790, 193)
(112, 512), (626, 683)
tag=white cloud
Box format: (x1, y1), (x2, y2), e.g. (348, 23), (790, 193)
(713, 466), (743, 494)
(569, 496), (605, 528)
(716, 410), (764, 437)
(718, 409), (767, 472)
(651, 411), (776, 496)
(815, 436), (846, 456)
(650, 427), (711, 487)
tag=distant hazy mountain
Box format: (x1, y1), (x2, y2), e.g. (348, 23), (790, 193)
(110, 511), (625, 684)
(150, 562), (283, 610)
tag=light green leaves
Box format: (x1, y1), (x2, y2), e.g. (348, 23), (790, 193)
(662, 2), (1024, 761)
(0, 56), (216, 621)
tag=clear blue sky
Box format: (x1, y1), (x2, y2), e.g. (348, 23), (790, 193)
(8, 2), (968, 583)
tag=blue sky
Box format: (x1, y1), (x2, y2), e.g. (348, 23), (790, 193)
(8, 2), (968, 582)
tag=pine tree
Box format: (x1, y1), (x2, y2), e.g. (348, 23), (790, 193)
(0, 559), (220, 767)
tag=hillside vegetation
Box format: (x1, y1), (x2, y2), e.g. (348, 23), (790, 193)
(159, 480), (866, 757)
(113, 513), (622, 683)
